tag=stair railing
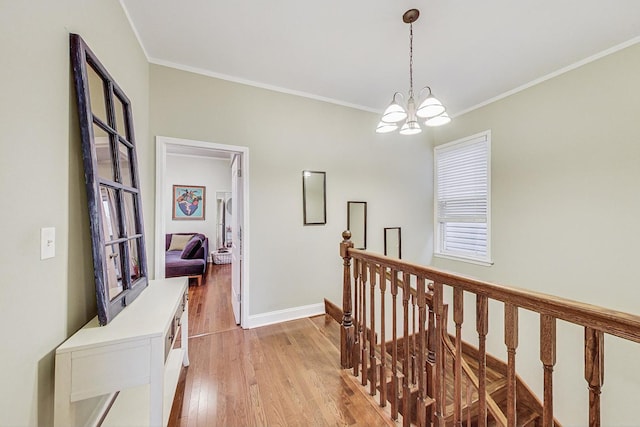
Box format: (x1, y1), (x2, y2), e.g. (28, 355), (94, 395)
(340, 231), (640, 427)
(341, 230), (506, 426)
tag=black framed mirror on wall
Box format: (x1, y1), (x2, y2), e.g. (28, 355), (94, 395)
(384, 227), (402, 259)
(347, 201), (367, 249)
(70, 33), (148, 325)
(302, 171), (327, 225)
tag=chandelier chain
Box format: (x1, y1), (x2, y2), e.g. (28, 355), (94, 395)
(409, 22), (413, 95)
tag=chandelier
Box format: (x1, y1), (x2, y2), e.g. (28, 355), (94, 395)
(376, 9), (451, 135)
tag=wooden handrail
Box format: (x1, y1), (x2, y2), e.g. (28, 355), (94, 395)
(340, 232), (640, 426)
(347, 247), (640, 343)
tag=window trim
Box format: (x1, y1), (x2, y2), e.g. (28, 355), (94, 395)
(433, 130), (492, 266)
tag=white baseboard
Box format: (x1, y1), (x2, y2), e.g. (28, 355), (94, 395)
(246, 302), (325, 329)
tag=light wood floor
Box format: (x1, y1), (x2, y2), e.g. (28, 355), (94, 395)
(168, 264), (392, 427)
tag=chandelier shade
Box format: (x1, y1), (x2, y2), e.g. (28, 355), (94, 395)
(376, 121), (398, 133)
(376, 9), (450, 135)
(425, 112), (451, 127)
(400, 120), (421, 135)
(381, 93), (408, 123)
(416, 88), (445, 118)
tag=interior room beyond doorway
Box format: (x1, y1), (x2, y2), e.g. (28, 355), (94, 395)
(155, 136), (250, 328)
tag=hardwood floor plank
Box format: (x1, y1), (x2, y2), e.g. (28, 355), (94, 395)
(169, 264), (390, 426)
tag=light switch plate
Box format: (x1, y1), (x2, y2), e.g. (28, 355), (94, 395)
(41, 227), (55, 260)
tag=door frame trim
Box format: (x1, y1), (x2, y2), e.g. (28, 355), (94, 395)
(155, 135), (250, 328)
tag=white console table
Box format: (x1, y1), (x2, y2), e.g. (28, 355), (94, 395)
(54, 278), (190, 427)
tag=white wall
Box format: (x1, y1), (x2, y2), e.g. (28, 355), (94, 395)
(431, 42), (640, 425)
(165, 154), (231, 243)
(150, 64), (434, 317)
(0, 2), (150, 426)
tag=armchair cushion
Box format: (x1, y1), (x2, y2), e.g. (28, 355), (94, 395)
(181, 235), (203, 259)
(167, 233), (194, 251)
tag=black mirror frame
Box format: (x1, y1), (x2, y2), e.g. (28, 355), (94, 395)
(347, 201), (367, 249)
(70, 34), (148, 325)
(302, 171), (327, 225)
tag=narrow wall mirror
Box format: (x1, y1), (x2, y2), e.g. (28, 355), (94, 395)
(302, 171), (326, 225)
(215, 191), (232, 248)
(384, 227), (402, 259)
(70, 34), (148, 325)
(347, 201), (367, 249)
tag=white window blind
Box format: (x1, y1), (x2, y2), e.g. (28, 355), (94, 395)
(434, 131), (491, 263)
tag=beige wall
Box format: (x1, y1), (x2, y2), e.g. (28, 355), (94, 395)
(150, 64), (434, 315)
(0, 2), (149, 425)
(431, 43), (640, 424)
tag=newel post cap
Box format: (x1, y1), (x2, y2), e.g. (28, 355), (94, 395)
(340, 230), (353, 258)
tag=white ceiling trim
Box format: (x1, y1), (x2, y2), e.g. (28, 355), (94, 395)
(119, 0), (150, 60)
(121, 0), (375, 114)
(453, 36), (640, 118)
(119, 0), (640, 121)
(148, 57), (380, 114)
(151, 35), (640, 121)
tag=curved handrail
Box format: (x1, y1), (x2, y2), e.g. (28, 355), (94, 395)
(347, 247), (640, 344)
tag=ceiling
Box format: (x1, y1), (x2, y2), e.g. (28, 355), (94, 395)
(121, 0), (640, 116)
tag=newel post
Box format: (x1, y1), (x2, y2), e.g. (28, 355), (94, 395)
(340, 230), (355, 369)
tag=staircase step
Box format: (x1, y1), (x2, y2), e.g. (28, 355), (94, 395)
(443, 378), (507, 420)
(486, 404), (539, 427)
(355, 330), (557, 427)
(396, 382), (435, 422)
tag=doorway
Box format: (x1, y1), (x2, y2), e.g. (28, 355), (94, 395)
(155, 136), (249, 327)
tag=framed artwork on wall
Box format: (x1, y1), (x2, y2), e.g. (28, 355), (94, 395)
(172, 185), (206, 220)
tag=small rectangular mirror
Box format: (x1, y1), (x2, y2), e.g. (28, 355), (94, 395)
(302, 171), (326, 225)
(347, 201), (367, 249)
(384, 227), (402, 259)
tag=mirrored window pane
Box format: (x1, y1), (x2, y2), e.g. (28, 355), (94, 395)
(100, 186), (121, 242)
(118, 142), (132, 187)
(122, 192), (137, 236)
(86, 62), (107, 123)
(129, 239), (141, 282)
(114, 95), (127, 136)
(94, 124), (114, 181)
(105, 244), (123, 300)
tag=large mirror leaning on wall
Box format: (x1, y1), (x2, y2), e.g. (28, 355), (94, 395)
(302, 171), (327, 225)
(70, 34), (148, 325)
(347, 201), (367, 249)
(384, 227), (402, 259)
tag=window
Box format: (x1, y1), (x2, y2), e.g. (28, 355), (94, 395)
(434, 131), (491, 264)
